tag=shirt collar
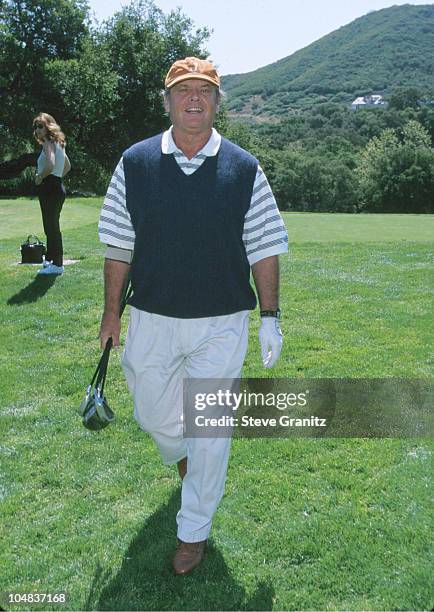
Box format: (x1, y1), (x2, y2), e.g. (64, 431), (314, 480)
(161, 126), (221, 157)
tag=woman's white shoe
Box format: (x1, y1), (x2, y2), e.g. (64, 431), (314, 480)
(37, 263), (64, 275)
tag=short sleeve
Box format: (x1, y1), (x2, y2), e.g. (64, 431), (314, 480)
(98, 158), (135, 249)
(243, 166), (288, 265)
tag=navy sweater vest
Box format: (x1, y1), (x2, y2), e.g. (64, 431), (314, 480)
(123, 134), (258, 318)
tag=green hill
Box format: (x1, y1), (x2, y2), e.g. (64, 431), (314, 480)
(222, 4), (434, 117)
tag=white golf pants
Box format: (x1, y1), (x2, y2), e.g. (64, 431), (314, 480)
(122, 306), (250, 542)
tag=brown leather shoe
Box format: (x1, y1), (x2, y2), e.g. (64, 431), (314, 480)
(172, 539), (206, 575)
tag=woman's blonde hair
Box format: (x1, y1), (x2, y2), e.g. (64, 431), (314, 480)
(33, 113), (66, 147)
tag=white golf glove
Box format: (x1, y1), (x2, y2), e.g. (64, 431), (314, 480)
(259, 316), (283, 369)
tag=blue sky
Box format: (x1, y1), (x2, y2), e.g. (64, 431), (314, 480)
(87, 0), (433, 75)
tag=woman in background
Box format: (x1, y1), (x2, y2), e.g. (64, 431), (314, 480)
(33, 113), (71, 275)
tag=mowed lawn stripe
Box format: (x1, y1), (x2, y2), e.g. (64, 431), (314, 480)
(1, 198), (434, 241)
(0, 197), (102, 240)
(283, 212), (434, 242)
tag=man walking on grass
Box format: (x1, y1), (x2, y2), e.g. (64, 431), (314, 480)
(98, 57), (288, 574)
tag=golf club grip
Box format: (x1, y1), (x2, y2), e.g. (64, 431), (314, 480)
(90, 340), (111, 389)
(97, 346), (111, 394)
(120, 281), (133, 316)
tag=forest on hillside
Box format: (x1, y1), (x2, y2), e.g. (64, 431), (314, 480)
(1, 0), (433, 213)
(227, 101), (434, 213)
(222, 4), (434, 115)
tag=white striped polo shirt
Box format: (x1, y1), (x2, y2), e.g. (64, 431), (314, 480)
(98, 127), (288, 265)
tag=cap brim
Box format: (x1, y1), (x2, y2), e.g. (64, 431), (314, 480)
(166, 74), (220, 89)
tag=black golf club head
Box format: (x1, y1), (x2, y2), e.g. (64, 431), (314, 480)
(81, 388), (115, 431)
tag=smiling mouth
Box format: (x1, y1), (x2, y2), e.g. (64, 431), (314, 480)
(185, 108), (203, 113)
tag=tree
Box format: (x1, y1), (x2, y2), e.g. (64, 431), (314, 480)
(220, 120), (277, 190)
(273, 149), (304, 210)
(98, 0), (210, 159)
(0, 0), (90, 147)
(356, 120), (434, 212)
(389, 87), (421, 111)
(328, 163), (359, 212)
(43, 38), (120, 191)
(1, 0), (211, 192)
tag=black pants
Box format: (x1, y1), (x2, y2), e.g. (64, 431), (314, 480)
(37, 175), (66, 266)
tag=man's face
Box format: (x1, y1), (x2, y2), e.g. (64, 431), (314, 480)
(165, 79), (219, 137)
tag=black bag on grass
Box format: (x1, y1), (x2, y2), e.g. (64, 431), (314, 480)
(20, 235), (46, 264)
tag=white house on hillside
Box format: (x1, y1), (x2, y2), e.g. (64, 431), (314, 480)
(351, 95), (388, 110)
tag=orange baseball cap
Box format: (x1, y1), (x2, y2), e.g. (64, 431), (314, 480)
(165, 57), (220, 89)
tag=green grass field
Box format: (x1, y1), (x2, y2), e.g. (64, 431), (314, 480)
(0, 199), (433, 611)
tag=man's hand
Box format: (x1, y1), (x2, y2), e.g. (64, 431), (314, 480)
(99, 312), (121, 349)
(100, 258), (130, 349)
(259, 317), (283, 368)
(35, 174), (42, 186)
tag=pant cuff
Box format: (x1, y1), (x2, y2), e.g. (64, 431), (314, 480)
(177, 524), (211, 543)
